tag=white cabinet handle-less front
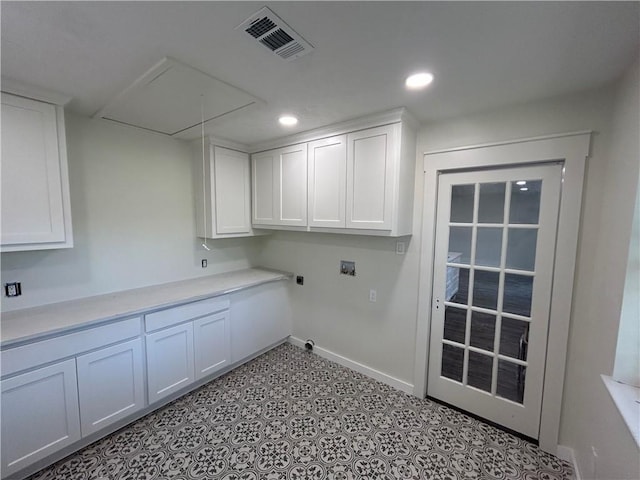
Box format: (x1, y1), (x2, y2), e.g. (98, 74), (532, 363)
(1, 359), (81, 477)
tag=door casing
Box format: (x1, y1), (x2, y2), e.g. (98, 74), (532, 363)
(413, 132), (591, 454)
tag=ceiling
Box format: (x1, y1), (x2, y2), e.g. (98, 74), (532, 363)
(2, 1), (638, 146)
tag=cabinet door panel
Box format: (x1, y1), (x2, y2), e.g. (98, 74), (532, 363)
(230, 282), (291, 363)
(1, 93), (65, 245)
(252, 151), (276, 224)
(346, 125), (396, 230)
(308, 136), (347, 227)
(1, 359), (80, 477)
(194, 311), (230, 380)
(76, 339), (145, 436)
(214, 147), (251, 234)
(146, 323), (195, 404)
(279, 144), (308, 225)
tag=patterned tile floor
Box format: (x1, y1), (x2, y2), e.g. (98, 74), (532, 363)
(28, 343), (573, 480)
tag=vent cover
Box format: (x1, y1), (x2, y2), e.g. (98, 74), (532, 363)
(237, 7), (313, 61)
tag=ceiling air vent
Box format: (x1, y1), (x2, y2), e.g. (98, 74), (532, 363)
(237, 7), (313, 61)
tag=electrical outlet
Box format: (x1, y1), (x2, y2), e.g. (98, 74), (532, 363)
(396, 241), (406, 255)
(369, 289), (377, 302)
(5, 282), (21, 297)
(201, 259), (208, 268)
(296, 275), (304, 285)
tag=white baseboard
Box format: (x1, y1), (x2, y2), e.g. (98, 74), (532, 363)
(288, 336), (414, 394)
(557, 445), (581, 480)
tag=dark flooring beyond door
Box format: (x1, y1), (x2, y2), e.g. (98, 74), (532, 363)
(441, 270), (532, 403)
(27, 343), (571, 480)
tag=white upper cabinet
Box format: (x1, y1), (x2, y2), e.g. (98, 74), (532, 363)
(346, 125), (396, 231)
(251, 149), (277, 225)
(252, 143), (308, 227)
(308, 135), (347, 228)
(250, 109), (417, 236)
(1, 92), (73, 251)
(194, 140), (253, 238)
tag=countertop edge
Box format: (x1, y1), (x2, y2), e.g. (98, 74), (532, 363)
(1, 268), (293, 349)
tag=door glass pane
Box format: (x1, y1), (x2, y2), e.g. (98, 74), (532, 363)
(448, 227), (472, 264)
(470, 311), (496, 352)
(443, 307), (467, 344)
(475, 227), (503, 267)
(472, 270), (500, 310)
(467, 351), (493, 392)
(499, 318), (529, 360)
(447, 267), (469, 305)
(509, 180), (542, 224)
(503, 274), (533, 317)
(478, 183), (506, 223)
(450, 184), (475, 223)
(497, 360), (526, 404)
(441, 344), (464, 382)
(506, 229), (538, 271)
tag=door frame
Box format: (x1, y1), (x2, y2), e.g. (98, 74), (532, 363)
(413, 131), (591, 454)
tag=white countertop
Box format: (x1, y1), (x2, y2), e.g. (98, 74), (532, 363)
(1, 268), (292, 348)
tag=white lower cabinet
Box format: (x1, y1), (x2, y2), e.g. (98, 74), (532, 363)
(230, 282), (292, 362)
(76, 338), (145, 436)
(1, 359), (81, 477)
(194, 311), (231, 380)
(1, 279), (289, 478)
(146, 322), (195, 404)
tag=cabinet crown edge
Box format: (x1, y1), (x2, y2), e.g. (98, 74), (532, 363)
(249, 107), (418, 154)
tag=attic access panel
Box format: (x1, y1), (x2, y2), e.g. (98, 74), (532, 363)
(95, 57), (262, 136)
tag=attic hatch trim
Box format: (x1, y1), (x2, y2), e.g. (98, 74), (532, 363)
(93, 57), (264, 137)
(237, 6), (314, 61)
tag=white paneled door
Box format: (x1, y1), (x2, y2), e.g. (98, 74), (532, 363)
(428, 164), (562, 439)
(346, 124), (397, 230)
(1, 93), (66, 245)
(1, 359), (81, 476)
(308, 135), (347, 228)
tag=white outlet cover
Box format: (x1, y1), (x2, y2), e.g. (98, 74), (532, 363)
(396, 242), (406, 255)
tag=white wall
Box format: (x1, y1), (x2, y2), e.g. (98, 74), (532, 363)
(612, 60), (640, 389)
(257, 230), (422, 386)
(0, 113), (262, 312)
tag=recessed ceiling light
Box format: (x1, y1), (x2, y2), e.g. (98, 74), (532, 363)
(278, 115), (298, 126)
(520, 187), (529, 192)
(516, 180), (527, 186)
(405, 72), (434, 90)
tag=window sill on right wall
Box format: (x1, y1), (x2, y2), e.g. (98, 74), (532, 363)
(601, 375), (640, 447)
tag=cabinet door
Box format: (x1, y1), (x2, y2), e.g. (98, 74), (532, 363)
(277, 144), (308, 226)
(194, 311), (231, 380)
(346, 124), (397, 230)
(1, 93), (67, 246)
(146, 323), (195, 404)
(76, 338), (145, 436)
(1, 359), (81, 477)
(214, 147), (251, 235)
(308, 135), (347, 228)
(230, 282), (292, 363)
(252, 150), (277, 225)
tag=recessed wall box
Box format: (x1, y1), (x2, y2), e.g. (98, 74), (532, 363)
(5, 282), (21, 297)
(340, 260), (356, 276)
